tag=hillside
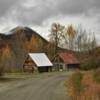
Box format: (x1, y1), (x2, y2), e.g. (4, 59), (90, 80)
(0, 26), (49, 72)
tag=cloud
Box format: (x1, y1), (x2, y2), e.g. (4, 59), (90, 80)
(0, 0), (18, 16)
(11, 0), (100, 25)
(0, 0), (100, 42)
(0, 0), (100, 25)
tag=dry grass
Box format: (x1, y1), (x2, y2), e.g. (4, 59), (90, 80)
(66, 71), (100, 100)
(66, 71), (84, 100)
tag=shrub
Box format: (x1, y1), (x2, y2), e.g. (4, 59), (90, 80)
(71, 71), (84, 93)
(67, 71), (100, 100)
(93, 68), (100, 83)
(80, 56), (100, 70)
(66, 71), (84, 99)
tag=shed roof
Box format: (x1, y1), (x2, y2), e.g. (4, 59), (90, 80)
(58, 53), (80, 64)
(29, 53), (53, 67)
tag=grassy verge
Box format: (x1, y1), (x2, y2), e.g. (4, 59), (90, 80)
(0, 72), (34, 83)
(4, 72), (35, 78)
(0, 71), (65, 83)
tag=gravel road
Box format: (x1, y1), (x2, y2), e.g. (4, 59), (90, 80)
(0, 72), (71, 100)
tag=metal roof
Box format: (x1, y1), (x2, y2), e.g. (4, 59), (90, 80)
(58, 53), (80, 64)
(29, 53), (53, 67)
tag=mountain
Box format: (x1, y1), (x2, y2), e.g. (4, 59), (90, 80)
(0, 26), (49, 72)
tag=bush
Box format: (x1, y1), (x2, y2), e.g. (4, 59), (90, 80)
(80, 56), (100, 70)
(71, 71), (84, 93)
(93, 68), (100, 83)
(67, 71), (100, 100)
(66, 71), (84, 99)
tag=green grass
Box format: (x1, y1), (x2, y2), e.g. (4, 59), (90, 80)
(4, 72), (33, 78)
(0, 71), (71, 83)
(4, 71), (65, 79)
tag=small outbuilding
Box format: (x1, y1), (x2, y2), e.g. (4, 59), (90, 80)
(52, 53), (80, 71)
(23, 53), (53, 73)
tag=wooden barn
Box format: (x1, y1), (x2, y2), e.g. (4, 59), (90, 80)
(52, 53), (80, 71)
(23, 53), (53, 73)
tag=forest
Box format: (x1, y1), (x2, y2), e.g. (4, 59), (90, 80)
(0, 23), (99, 74)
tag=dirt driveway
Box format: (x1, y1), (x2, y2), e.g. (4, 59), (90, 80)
(0, 72), (71, 100)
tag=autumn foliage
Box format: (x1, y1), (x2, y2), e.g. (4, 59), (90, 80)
(0, 27), (48, 73)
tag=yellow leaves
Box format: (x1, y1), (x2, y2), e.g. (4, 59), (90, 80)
(0, 45), (16, 72)
(51, 23), (64, 33)
(27, 35), (38, 52)
(66, 25), (77, 39)
(27, 34), (44, 52)
(0, 45), (12, 61)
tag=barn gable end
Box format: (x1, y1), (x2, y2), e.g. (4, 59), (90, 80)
(23, 53), (53, 73)
(52, 53), (80, 71)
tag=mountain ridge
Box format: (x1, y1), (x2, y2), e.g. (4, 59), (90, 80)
(0, 26), (48, 42)
(0, 26), (49, 72)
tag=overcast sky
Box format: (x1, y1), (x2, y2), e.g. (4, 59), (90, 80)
(0, 0), (100, 42)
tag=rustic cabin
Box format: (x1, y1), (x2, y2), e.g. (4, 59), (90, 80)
(52, 53), (80, 71)
(23, 53), (53, 73)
